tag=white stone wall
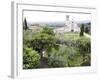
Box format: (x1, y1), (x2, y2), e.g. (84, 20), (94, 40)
(54, 20), (80, 34)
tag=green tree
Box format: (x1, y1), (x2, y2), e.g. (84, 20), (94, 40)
(30, 27), (59, 67)
(23, 17), (29, 30)
(80, 24), (84, 36)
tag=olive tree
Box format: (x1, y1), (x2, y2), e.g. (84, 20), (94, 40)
(30, 27), (59, 67)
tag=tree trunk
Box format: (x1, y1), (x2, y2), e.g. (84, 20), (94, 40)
(83, 54), (85, 62)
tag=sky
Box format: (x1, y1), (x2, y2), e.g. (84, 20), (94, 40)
(23, 11), (91, 23)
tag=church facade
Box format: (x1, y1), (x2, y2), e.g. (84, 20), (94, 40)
(54, 15), (80, 33)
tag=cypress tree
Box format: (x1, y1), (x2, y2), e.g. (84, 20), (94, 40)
(24, 17), (28, 30)
(80, 24), (84, 36)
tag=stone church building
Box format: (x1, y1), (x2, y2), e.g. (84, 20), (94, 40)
(54, 15), (80, 33)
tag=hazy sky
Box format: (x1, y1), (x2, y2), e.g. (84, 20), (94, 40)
(23, 11), (91, 23)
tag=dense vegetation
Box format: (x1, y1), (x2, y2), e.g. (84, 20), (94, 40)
(23, 19), (91, 69)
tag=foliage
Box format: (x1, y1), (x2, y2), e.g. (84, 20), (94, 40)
(80, 54), (91, 66)
(84, 22), (91, 35)
(23, 27), (59, 67)
(23, 47), (40, 69)
(23, 17), (29, 30)
(75, 37), (91, 54)
(85, 27), (89, 34)
(47, 46), (68, 67)
(41, 27), (55, 36)
(30, 27), (59, 55)
(48, 32), (91, 67)
(80, 24), (84, 36)
(23, 25), (91, 68)
(48, 45), (79, 67)
(75, 37), (91, 66)
(84, 26), (91, 35)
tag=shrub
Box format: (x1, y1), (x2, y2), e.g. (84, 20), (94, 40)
(48, 36), (91, 67)
(80, 55), (91, 66)
(75, 37), (91, 54)
(23, 47), (40, 69)
(47, 45), (78, 67)
(75, 37), (91, 66)
(47, 46), (67, 67)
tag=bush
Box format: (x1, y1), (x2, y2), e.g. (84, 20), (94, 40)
(80, 55), (91, 66)
(75, 37), (91, 66)
(47, 36), (91, 67)
(47, 46), (67, 67)
(23, 47), (40, 69)
(47, 45), (78, 67)
(75, 37), (91, 54)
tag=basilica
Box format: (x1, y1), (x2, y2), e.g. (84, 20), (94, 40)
(54, 15), (80, 33)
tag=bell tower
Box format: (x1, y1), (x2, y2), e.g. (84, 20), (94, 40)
(71, 19), (74, 32)
(66, 15), (69, 21)
(65, 15), (70, 32)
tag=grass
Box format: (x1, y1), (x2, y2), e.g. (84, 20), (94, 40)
(55, 32), (90, 42)
(64, 32), (79, 40)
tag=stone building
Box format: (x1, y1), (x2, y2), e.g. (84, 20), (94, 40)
(54, 15), (80, 33)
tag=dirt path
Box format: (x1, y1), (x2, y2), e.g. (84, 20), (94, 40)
(41, 57), (48, 68)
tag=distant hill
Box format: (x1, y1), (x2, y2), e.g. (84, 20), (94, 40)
(27, 21), (91, 29)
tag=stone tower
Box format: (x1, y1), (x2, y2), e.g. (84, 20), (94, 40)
(71, 19), (74, 32)
(65, 15), (71, 32)
(66, 15), (69, 21)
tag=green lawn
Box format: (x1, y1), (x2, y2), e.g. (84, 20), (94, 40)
(56, 32), (90, 41)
